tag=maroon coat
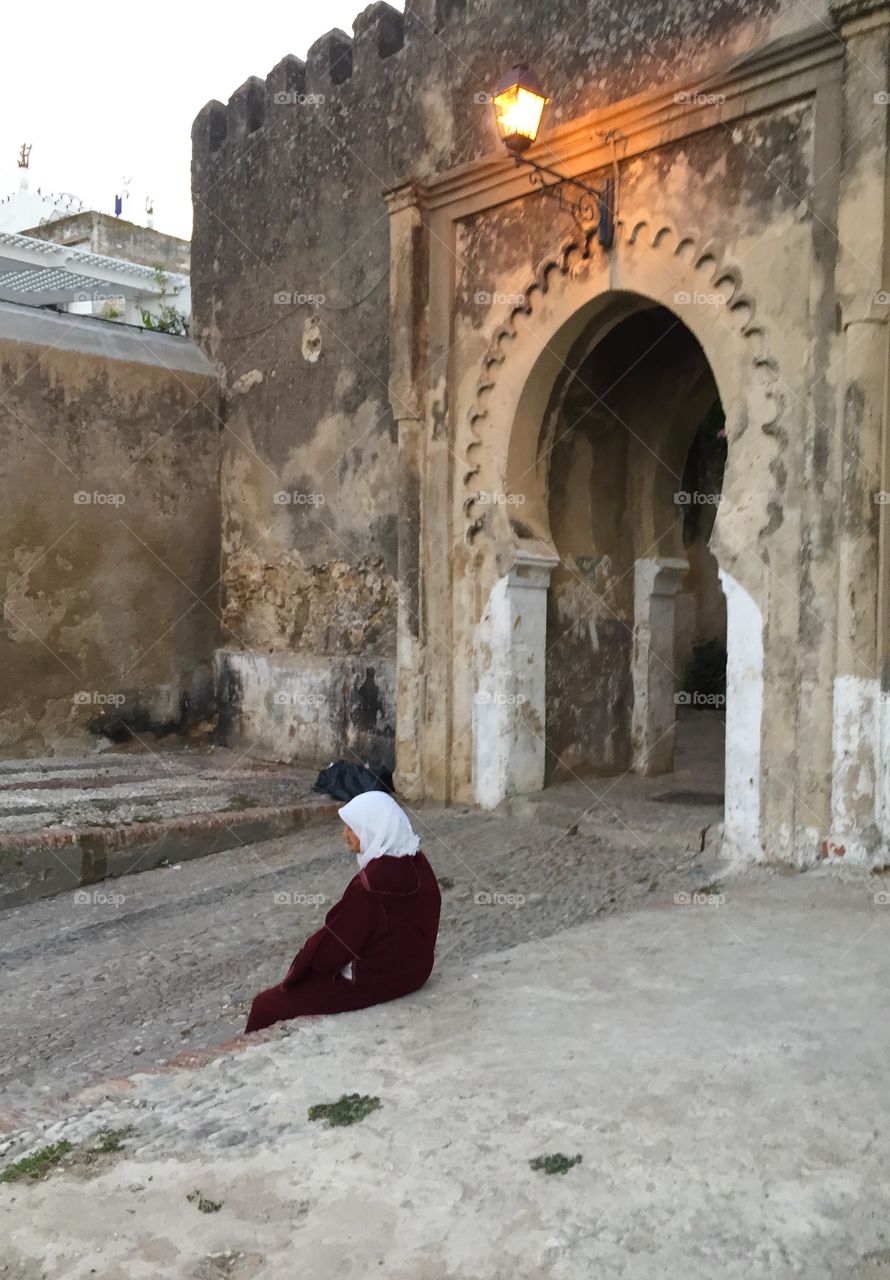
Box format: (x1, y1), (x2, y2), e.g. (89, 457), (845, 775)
(245, 851), (441, 1033)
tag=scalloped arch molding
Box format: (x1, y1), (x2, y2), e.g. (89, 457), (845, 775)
(463, 211), (781, 542)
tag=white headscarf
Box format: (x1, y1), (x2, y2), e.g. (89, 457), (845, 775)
(338, 791), (421, 869)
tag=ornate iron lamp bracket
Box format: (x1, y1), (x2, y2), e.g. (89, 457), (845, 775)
(512, 131), (620, 248)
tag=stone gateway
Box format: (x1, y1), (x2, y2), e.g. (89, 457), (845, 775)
(190, 0), (890, 867)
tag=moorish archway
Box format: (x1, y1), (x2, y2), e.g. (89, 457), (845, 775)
(452, 214), (787, 861)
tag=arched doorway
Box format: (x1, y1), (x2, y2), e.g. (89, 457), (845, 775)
(544, 302), (727, 792)
(389, 206), (785, 862)
(461, 261), (774, 864)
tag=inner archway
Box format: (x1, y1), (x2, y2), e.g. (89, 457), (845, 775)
(541, 302), (727, 792)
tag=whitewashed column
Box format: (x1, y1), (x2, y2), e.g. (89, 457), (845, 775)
(473, 549), (559, 808)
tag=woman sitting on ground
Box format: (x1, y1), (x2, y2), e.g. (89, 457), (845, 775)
(245, 791), (442, 1033)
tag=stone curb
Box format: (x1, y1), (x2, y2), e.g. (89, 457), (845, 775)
(0, 799), (340, 910)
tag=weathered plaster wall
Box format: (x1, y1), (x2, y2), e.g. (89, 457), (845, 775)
(0, 304), (220, 755)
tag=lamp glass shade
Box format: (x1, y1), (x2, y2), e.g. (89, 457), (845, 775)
(493, 65), (548, 153)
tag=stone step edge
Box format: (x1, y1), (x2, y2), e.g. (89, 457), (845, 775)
(0, 799), (339, 854)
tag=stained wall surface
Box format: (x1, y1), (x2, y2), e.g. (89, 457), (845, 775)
(0, 304), (220, 754)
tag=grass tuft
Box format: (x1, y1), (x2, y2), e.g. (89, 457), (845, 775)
(0, 1141), (73, 1183)
(187, 1189), (222, 1213)
(529, 1152), (583, 1176)
(308, 1093), (382, 1127)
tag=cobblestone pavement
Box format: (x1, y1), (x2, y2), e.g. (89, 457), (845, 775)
(0, 749), (320, 834)
(0, 802), (717, 1116)
(1, 871), (887, 1280)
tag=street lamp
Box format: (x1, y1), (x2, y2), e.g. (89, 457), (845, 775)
(492, 65), (549, 154)
(491, 64), (617, 249)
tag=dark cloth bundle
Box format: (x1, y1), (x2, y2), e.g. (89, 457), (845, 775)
(312, 759), (394, 802)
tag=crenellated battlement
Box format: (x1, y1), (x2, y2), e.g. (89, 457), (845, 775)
(192, 1), (472, 164)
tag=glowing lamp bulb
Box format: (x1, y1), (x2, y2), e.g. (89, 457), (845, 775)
(493, 65), (549, 154)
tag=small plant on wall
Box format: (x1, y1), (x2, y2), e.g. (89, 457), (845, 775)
(139, 267), (189, 336)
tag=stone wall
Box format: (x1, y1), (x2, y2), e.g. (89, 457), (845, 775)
(191, 0), (816, 769)
(0, 303), (220, 754)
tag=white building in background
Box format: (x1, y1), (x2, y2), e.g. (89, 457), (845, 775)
(0, 152), (190, 330)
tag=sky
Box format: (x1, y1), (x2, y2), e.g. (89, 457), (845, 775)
(0, 1), (405, 241)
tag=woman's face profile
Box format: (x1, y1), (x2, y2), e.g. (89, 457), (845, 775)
(342, 824), (361, 855)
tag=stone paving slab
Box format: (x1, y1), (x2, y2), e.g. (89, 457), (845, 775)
(0, 871), (887, 1279)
